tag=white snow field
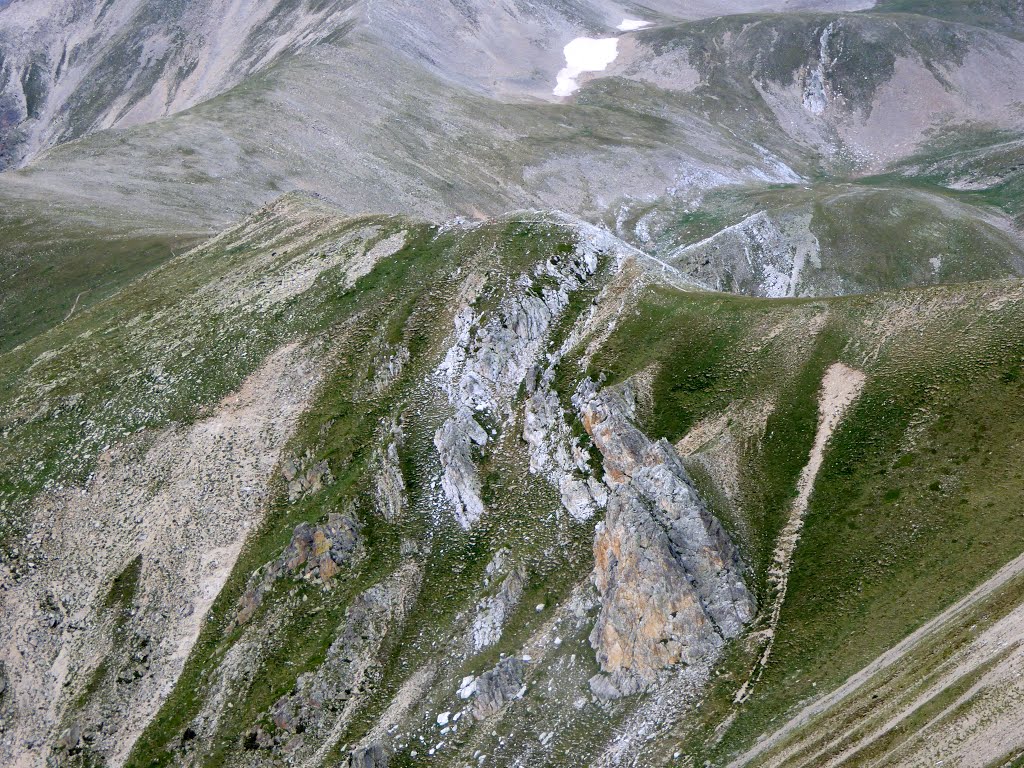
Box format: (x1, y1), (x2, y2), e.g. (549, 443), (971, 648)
(553, 36), (619, 97)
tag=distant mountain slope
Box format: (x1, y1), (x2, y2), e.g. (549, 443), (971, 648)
(11, 2), (1024, 227)
(874, 0), (1024, 40)
(0, 0), (880, 172)
(620, 182), (1024, 297)
(0, 0), (362, 170)
(5, 1), (1024, 350)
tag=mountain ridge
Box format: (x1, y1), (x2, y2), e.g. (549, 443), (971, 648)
(3, 2), (1024, 767)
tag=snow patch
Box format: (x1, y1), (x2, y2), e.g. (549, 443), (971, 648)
(616, 19), (651, 32)
(553, 37), (619, 97)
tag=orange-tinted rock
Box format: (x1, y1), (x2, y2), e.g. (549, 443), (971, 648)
(576, 380), (756, 697)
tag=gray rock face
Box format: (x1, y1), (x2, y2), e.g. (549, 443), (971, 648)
(232, 511), (361, 627)
(575, 381), (756, 696)
(271, 564), (420, 743)
(666, 211), (819, 299)
(374, 418), (407, 523)
(434, 231), (599, 528)
(471, 550), (526, 651)
(433, 409), (488, 528)
(470, 657), (528, 720)
(282, 452), (334, 502)
(56, 721), (82, 753)
(523, 362), (607, 521)
(802, 22), (840, 115)
(349, 741), (391, 768)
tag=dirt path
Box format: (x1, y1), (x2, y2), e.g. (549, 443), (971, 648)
(821, 607), (1024, 768)
(727, 548), (1024, 767)
(734, 363), (866, 705)
(62, 291), (86, 323)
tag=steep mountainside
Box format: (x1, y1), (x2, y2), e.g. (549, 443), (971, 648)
(2, 193), (1024, 768)
(0, 0), (882, 172)
(3, 2), (1024, 768)
(0, 0), (362, 170)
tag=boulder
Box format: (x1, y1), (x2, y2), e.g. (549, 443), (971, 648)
(57, 722), (82, 753)
(349, 741), (390, 768)
(472, 657), (528, 719)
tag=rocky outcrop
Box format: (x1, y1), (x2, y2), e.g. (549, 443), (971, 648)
(464, 657), (529, 720)
(433, 232), (599, 528)
(374, 419), (407, 523)
(802, 22), (839, 115)
(666, 211), (819, 298)
(575, 381), (756, 697)
(270, 564), (421, 749)
(282, 452), (334, 502)
(56, 722), (83, 755)
(349, 741), (391, 768)
(233, 512), (361, 627)
(372, 347), (411, 395)
(433, 412), (488, 528)
(470, 550), (526, 651)
(523, 363), (607, 521)
(280, 516), (360, 581)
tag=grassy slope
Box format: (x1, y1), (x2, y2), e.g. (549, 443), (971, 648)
(872, 0), (1024, 40)
(4, 186), (1024, 767)
(0, 207), (204, 354)
(1, 199), (616, 767)
(125, 217), (461, 767)
(864, 129), (1024, 227)
(5, 5), (1024, 761)
(0, 193), (409, 550)
(579, 277), (1024, 765)
(631, 180), (1024, 296)
(737, 563), (1024, 767)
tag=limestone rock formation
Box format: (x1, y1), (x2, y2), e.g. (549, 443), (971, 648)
(349, 741), (391, 768)
(666, 211), (820, 298)
(523, 362), (607, 521)
(576, 380), (756, 696)
(374, 418), (407, 523)
(471, 550), (526, 652)
(270, 564), (420, 752)
(282, 453), (334, 502)
(469, 657), (529, 720)
(433, 234), (599, 527)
